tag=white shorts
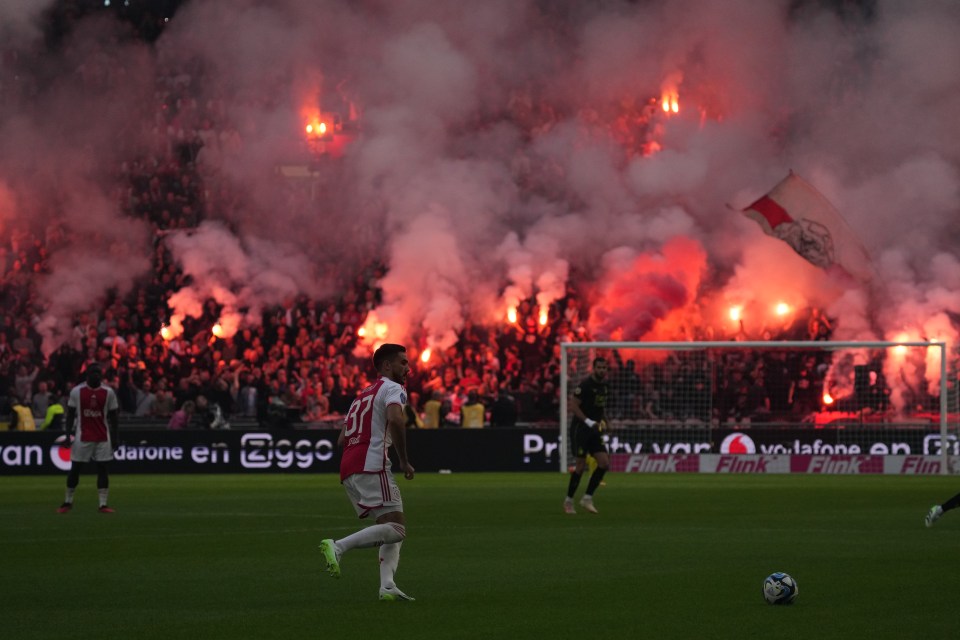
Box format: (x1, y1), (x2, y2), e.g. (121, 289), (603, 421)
(343, 470), (403, 520)
(71, 440), (113, 463)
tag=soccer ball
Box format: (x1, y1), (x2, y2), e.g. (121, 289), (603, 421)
(762, 572), (798, 605)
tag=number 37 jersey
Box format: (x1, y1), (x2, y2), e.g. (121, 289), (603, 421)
(340, 376), (407, 481)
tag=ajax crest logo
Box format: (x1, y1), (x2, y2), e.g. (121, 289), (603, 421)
(720, 432), (756, 454)
(50, 435), (73, 471)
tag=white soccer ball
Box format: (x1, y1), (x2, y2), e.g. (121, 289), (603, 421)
(762, 572), (798, 605)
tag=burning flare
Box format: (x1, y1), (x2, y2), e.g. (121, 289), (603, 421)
(661, 90), (679, 115)
(420, 348), (431, 364)
(305, 121), (327, 136)
(357, 317), (390, 341)
(891, 332), (912, 356)
(507, 306), (518, 324)
(658, 72), (682, 121)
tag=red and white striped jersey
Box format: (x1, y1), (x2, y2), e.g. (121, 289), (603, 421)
(340, 376), (407, 481)
(68, 383), (118, 443)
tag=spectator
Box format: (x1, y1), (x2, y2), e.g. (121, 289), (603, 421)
(489, 390), (517, 427)
(102, 326), (127, 351)
(747, 373), (771, 421)
(12, 325), (36, 357)
(514, 380), (538, 423)
(134, 378), (156, 417)
(32, 380), (53, 419)
(235, 371), (260, 417)
(208, 377), (234, 417)
(422, 390), (444, 429)
(40, 396), (66, 431)
(808, 307), (833, 341)
(14, 363), (38, 403)
(790, 356), (823, 416)
(168, 400), (195, 429)
(460, 389), (485, 428)
(302, 383), (331, 422)
(534, 381), (559, 422)
(10, 395), (36, 430)
(152, 388), (175, 418)
(192, 394), (228, 429)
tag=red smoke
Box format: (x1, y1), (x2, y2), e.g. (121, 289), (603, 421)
(588, 237), (707, 341)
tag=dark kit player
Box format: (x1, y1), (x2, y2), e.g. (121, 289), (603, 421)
(564, 356), (610, 514)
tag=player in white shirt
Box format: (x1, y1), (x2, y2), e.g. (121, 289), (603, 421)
(57, 363), (120, 513)
(320, 344), (416, 601)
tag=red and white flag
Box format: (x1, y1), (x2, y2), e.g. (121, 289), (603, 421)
(741, 172), (873, 283)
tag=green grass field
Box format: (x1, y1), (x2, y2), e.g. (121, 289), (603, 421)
(2, 472), (958, 639)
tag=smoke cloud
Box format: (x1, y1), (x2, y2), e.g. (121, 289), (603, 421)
(1, 0), (958, 369)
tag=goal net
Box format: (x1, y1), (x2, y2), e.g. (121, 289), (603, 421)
(560, 341), (959, 474)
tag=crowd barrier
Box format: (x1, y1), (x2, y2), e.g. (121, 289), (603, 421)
(0, 428), (559, 475)
(1, 423), (956, 475)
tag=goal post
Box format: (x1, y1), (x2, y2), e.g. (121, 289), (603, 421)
(560, 340), (957, 474)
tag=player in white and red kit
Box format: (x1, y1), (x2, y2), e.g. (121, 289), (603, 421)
(320, 343), (416, 601)
(57, 363), (120, 514)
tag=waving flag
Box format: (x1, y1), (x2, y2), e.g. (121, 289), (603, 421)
(741, 171), (873, 283)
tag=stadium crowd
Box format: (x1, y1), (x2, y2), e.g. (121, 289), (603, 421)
(3, 10), (939, 433)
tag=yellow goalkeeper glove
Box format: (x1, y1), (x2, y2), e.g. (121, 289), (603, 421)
(587, 454), (597, 473)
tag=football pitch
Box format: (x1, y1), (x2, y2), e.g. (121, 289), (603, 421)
(2, 472), (959, 639)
